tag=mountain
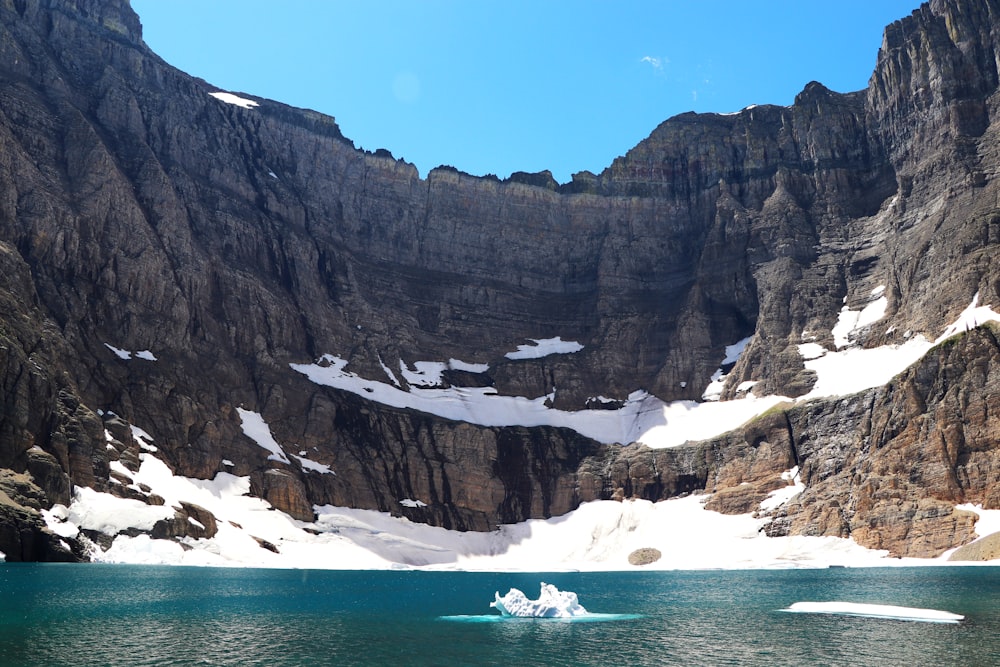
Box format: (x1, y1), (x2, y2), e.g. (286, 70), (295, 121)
(0, 0), (998, 565)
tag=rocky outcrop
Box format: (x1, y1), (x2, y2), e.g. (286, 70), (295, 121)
(782, 324), (1000, 557)
(586, 325), (1000, 558)
(0, 0), (997, 561)
(949, 531), (1000, 560)
(151, 502), (218, 540)
(0, 469), (80, 561)
(627, 548), (662, 566)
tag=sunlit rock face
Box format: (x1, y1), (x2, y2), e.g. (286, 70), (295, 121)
(593, 324), (1000, 558)
(0, 0), (998, 561)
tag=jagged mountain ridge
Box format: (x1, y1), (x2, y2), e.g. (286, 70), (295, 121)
(0, 0), (998, 561)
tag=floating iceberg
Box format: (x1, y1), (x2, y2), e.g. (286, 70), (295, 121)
(491, 582), (588, 618)
(781, 601), (964, 624)
(440, 582), (641, 623)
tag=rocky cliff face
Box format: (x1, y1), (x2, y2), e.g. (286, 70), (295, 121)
(585, 324), (1000, 557)
(0, 0), (998, 561)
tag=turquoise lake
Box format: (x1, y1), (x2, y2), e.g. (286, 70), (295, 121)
(1, 565), (998, 666)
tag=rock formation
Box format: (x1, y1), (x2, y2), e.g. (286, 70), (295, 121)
(0, 0), (998, 561)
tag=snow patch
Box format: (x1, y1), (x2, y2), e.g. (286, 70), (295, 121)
(292, 454), (334, 475)
(236, 408), (290, 464)
(701, 336), (752, 401)
(448, 358), (490, 373)
(505, 337), (583, 360)
(208, 91), (258, 109)
(759, 467), (804, 512)
(70, 485), (174, 535)
(378, 356), (401, 386)
(399, 360), (448, 387)
(833, 292), (888, 348)
(109, 460), (133, 480)
(802, 337), (932, 399)
(42, 504), (80, 539)
(800, 293), (1000, 400)
(400, 498), (427, 508)
(292, 356), (786, 448)
(636, 393), (788, 448)
(797, 342), (827, 361)
(104, 344), (157, 361)
(104, 343), (131, 360)
(935, 292), (1000, 342)
(131, 425), (157, 452)
(588, 396), (619, 406)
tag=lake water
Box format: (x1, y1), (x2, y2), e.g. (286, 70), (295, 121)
(1, 564), (998, 666)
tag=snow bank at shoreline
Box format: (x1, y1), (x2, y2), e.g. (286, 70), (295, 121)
(44, 293), (1000, 571)
(42, 453), (1000, 571)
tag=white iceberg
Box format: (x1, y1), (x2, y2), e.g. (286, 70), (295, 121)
(490, 582), (588, 618)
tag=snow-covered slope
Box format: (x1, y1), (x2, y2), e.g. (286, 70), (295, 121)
(42, 294), (1000, 569)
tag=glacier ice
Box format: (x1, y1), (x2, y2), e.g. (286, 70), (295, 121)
(780, 601), (963, 623)
(490, 582), (588, 618)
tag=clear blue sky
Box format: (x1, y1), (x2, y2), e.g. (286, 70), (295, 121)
(132, 1), (922, 183)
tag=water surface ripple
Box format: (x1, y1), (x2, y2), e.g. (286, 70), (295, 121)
(1, 565), (996, 666)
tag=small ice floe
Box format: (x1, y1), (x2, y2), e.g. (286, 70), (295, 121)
(491, 582), (588, 618)
(780, 601), (964, 624)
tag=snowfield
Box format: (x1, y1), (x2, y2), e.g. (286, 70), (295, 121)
(45, 452), (1000, 570)
(292, 293), (999, 449)
(54, 294), (1000, 570)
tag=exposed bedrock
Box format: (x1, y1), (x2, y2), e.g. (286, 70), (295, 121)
(589, 325), (1000, 558)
